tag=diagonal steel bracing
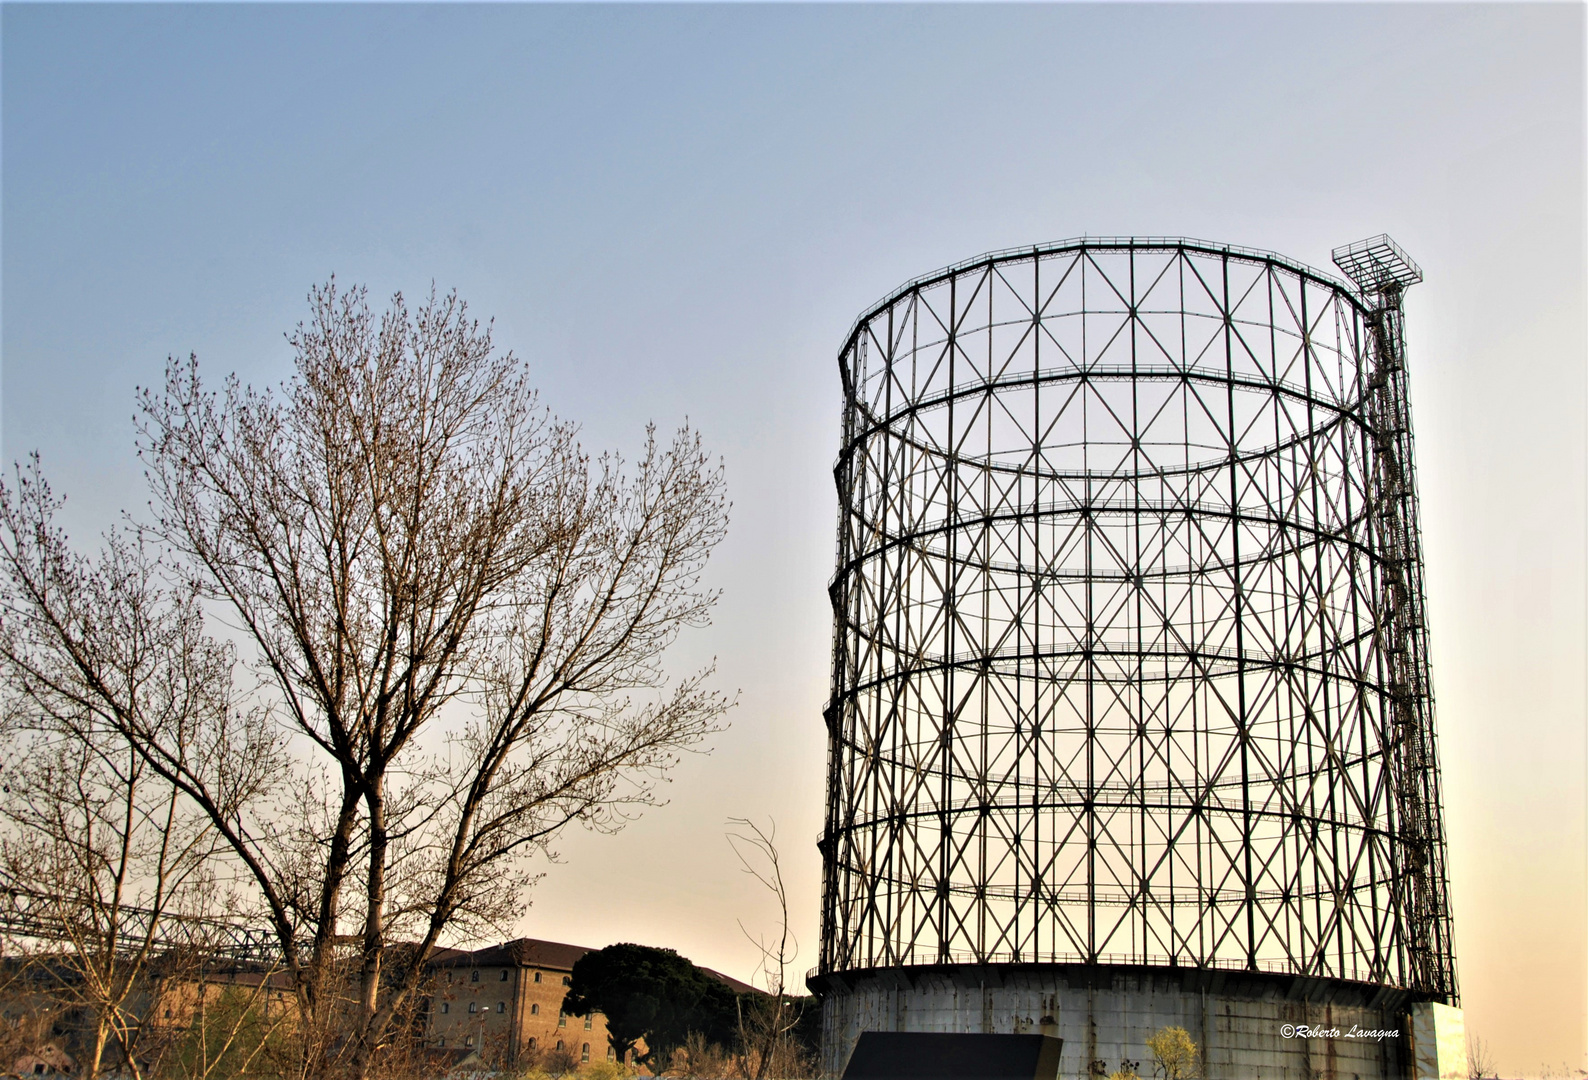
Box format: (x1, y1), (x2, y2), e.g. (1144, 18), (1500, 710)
(820, 238), (1457, 1002)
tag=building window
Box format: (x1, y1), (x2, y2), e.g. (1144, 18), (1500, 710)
(497, 1002), (506, 1014)
(531, 1004), (539, 1016)
(562, 976), (571, 986)
(582, 1043), (590, 1063)
(529, 1039), (537, 1050)
(465, 1036), (474, 1048)
(500, 969), (510, 981)
(608, 1048), (616, 1061)
(584, 1015), (592, 1030)
(447, 971), (453, 984)
(534, 971), (542, 983)
(438, 1037), (446, 1048)
(556, 1041), (564, 1052)
(471, 970), (479, 983)
(468, 1002), (477, 1014)
(558, 1013), (566, 1027)
(441, 1003), (449, 1015)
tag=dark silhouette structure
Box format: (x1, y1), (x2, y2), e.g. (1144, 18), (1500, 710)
(813, 237), (1456, 1079)
(841, 1032), (1063, 1080)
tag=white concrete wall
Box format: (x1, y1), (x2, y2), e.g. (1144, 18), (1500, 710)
(819, 967), (1415, 1080)
(1409, 1003), (1467, 1080)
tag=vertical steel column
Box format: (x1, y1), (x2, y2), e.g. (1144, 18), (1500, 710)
(818, 237), (1457, 1005)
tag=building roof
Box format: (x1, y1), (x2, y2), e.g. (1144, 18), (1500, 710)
(427, 938), (595, 972)
(424, 938), (766, 995)
(699, 966), (761, 996)
(204, 968), (295, 991)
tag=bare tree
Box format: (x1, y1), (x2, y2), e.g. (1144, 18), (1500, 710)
(1467, 1032), (1497, 1080)
(156, 967), (296, 1080)
(0, 738), (206, 1079)
(0, 470), (279, 1080)
(727, 818), (806, 1080)
(0, 282), (730, 1078)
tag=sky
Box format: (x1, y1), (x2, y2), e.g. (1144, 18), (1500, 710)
(2, 3), (1584, 1075)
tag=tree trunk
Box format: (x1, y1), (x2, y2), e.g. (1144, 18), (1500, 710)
(87, 1013), (110, 1080)
(354, 775), (388, 1079)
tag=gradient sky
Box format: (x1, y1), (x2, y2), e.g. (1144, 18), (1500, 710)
(3, 3), (1584, 1074)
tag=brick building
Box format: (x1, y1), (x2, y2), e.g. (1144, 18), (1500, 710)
(425, 939), (759, 1071)
(425, 939), (616, 1069)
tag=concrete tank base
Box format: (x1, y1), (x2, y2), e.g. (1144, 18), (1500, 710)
(810, 964), (1424, 1080)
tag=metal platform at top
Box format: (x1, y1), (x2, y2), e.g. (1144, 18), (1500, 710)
(1332, 234), (1423, 292)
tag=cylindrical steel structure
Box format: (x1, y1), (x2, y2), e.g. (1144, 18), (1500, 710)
(815, 238), (1456, 1078)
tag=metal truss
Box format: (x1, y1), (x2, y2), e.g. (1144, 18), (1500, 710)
(1330, 236), (1456, 998)
(0, 886), (282, 966)
(818, 237), (1457, 1001)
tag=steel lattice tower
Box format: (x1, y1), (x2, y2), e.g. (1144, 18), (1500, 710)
(814, 237), (1456, 1079)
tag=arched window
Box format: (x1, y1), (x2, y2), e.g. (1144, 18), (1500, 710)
(497, 1002), (506, 1014)
(562, 976), (571, 986)
(531, 1004), (539, 1016)
(441, 1003), (450, 1015)
(529, 1038), (537, 1050)
(438, 1037), (446, 1048)
(558, 1012), (567, 1027)
(584, 1016), (593, 1030)
(556, 1040), (564, 1051)
(534, 972), (542, 983)
(582, 1043), (590, 1063)
(471, 970), (479, 983)
(465, 1036), (474, 1048)
(468, 1002), (477, 1014)
(500, 969), (510, 981)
